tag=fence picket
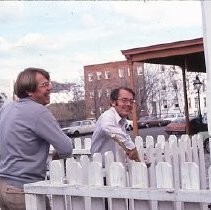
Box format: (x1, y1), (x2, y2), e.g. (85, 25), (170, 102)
(109, 162), (127, 210)
(182, 162), (201, 210)
(88, 162), (104, 210)
(156, 162), (174, 210)
(50, 160), (66, 210)
(130, 162), (149, 210)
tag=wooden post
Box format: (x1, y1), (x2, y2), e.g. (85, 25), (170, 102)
(128, 60), (139, 138)
(181, 63), (190, 135)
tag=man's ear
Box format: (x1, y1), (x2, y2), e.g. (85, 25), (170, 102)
(110, 100), (116, 107)
(26, 91), (32, 97)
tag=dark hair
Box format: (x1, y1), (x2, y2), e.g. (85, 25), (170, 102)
(14, 67), (50, 98)
(110, 87), (135, 101)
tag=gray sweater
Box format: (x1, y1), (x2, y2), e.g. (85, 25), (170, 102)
(0, 98), (72, 188)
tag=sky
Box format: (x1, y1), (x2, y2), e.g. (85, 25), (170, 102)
(0, 1), (203, 84)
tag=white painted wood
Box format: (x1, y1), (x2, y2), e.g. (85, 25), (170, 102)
(185, 136), (192, 162)
(109, 162), (127, 210)
(168, 135), (177, 147)
(170, 140), (180, 189)
(181, 162), (200, 190)
(25, 134), (211, 210)
(201, 0), (211, 135)
(130, 162), (148, 188)
(146, 145), (158, 210)
(170, 140), (183, 210)
(201, 6), (211, 204)
(156, 162), (173, 189)
(74, 138), (82, 149)
(155, 143), (163, 162)
(145, 136), (154, 148)
(25, 194), (46, 210)
(156, 162), (174, 210)
(66, 160), (85, 210)
(157, 135), (165, 150)
(66, 161), (83, 185)
(89, 162), (103, 186)
(50, 160), (65, 183)
(92, 152), (102, 166)
(49, 160), (66, 209)
(129, 162), (149, 210)
(84, 138), (91, 150)
(192, 135), (199, 166)
(88, 162), (104, 210)
(197, 133), (207, 190)
(163, 142), (171, 165)
(135, 136), (143, 148)
(104, 151), (114, 186)
(51, 195), (66, 210)
(80, 155), (90, 185)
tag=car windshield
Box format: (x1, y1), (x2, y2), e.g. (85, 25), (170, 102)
(172, 118), (185, 123)
(69, 121), (81, 127)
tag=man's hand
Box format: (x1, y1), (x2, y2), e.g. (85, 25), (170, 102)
(52, 150), (60, 160)
(126, 147), (140, 162)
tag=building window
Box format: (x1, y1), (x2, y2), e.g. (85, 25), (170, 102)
(202, 80), (206, 92)
(118, 68), (124, 78)
(163, 99), (167, 109)
(137, 65), (143, 75)
(195, 97), (199, 109)
(105, 71), (111, 79)
(172, 80), (177, 90)
(98, 89), (102, 98)
(91, 110), (95, 115)
(188, 97), (192, 108)
(106, 89), (110, 97)
(99, 107), (104, 114)
(204, 97), (206, 107)
(161, 80), (166, 90)
(88, 73), (93, 82)
(127, 67), (130, 77)
(96, 72), (102, 80)
(90, 91), (94, 99)
(174, 98), (179, 108)
(186, 79), (190, 90)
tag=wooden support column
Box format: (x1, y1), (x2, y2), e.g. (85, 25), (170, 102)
(128, 60), (139, 138)
(182, 60), (190, 135)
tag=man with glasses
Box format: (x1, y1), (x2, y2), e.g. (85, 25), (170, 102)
(91, 87), (140, 163)
(0, 67), (73, 210)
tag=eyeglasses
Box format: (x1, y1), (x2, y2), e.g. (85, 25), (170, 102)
(38, 81), (52, 88)
(117, 98), (135, 105)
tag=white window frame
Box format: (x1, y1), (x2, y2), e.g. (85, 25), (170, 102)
(90, 91), (94, 99)
(88, 73), (93, 82)
(118, 68), (124, 78)
(105, 71), (111, 79)
(137, 65), (143, 75)
(96, 71), (102, 80)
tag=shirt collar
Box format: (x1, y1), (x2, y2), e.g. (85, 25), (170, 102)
(110, 107), (127, 126)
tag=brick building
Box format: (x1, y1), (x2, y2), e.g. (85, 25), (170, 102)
(84, 60), (145, 119)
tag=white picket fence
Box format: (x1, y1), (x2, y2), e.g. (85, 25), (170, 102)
(24, 134), (211, 210)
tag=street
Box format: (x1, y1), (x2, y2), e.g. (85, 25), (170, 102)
(129, 126), (169, 141)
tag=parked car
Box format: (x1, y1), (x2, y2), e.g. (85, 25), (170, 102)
(138, 116), (168, 128)
(165, 117), (208, 135)
(162, 113), (185, 125)
(62, 120), (96, 137)
(137, 119), (147, 128)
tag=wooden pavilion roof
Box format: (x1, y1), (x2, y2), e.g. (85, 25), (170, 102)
(121, 37), (206, 73)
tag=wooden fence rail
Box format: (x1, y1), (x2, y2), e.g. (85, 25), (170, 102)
(24, 134), (211, 210)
